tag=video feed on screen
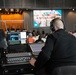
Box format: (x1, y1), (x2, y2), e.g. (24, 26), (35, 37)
(10, 34), (19, 40)
(33, 10), (62, 28)
(7, 32), (20, 45)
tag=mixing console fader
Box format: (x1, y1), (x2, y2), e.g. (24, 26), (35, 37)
(6, 52), (32, 64)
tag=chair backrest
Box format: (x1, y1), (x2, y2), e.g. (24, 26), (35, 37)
(52, 66), (76, 75)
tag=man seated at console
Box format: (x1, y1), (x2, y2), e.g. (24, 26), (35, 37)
(29, 18), (76, 75)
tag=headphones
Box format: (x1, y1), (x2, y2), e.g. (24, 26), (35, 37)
(50, 18), (65, 32)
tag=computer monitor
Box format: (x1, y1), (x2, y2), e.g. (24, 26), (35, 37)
(7, 32), (20, 45)
(0, 29), (8, 49)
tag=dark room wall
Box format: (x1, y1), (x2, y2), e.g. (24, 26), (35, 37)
(64, 10), (76, 32)
(23, 10), (33, 31)
(0, 0), (76, 9)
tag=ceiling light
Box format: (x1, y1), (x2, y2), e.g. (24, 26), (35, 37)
(72, 9), (74, 11)
(0, 8), (2, 10)
(10, 9), (14, 12)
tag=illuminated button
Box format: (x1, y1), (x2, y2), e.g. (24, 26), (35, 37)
(5, 70), (8, 73)
(16, 70), (18, 72)
(20, 69), (24, 71)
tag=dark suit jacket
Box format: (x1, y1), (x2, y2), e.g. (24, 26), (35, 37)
(35, 29), (76, 74)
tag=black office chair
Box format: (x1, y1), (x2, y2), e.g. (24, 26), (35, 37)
(52, 66), (76, 75)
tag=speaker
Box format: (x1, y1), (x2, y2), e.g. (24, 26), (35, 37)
(50, 18), (65, 32)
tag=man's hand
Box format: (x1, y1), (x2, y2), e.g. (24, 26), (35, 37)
(29, 58), (36, 66)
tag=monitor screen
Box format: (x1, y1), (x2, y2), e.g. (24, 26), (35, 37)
(7, 32), (20, 45)
(10, 34), (19, 40)
(33, 10), (62, 28)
